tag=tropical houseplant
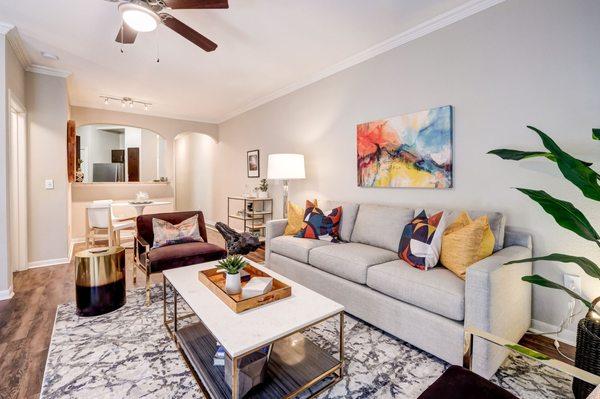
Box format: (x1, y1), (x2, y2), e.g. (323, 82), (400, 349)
(216, 255), (247, 294)
(489, 126), (599, 398)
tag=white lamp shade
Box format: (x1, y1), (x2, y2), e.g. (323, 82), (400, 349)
(267, 154), (305, 180)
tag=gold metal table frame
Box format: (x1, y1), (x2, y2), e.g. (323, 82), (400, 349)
(463, 326), (600, 386)
(163, 275), (345, 399)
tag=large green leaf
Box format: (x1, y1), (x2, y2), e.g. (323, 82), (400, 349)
(506, 253), (600, 279)
(522, 274), (593, 309)
(528, 126), (600, 200)
(488, 149), (594, 167)
(488, 149), (556, 161)
(593, 128), (600, 140)
(516, 188), (600, 241)
(505, 344), (550, 360)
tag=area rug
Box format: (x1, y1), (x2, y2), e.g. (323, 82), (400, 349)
(41, 286), (572, 398)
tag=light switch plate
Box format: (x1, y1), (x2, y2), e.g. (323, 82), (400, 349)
(44, 179), (54, 189)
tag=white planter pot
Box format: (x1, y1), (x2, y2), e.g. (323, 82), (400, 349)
(225, 273), (242, 295)
(258, 191), (268, 199)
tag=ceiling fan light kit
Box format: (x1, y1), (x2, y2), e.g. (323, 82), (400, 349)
(119, 3), (160, 33)
(111, 0), (229, 52)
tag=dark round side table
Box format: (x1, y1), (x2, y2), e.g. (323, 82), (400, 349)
(75, 246), (126, 316)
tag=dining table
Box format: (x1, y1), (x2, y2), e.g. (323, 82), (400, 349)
(111, 200), (172, 216)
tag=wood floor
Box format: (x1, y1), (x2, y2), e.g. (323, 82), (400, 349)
(0, 230), (572, 399)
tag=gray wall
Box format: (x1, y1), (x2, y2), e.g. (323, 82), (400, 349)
(26, 72), (70, 264)
(215, 0), (600, 335)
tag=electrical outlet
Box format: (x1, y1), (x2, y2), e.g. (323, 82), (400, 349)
(564, 274), (581, 295)
(44, 179), (54, 190)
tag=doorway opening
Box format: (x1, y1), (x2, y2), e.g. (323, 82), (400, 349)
(8, 90), (28, 276)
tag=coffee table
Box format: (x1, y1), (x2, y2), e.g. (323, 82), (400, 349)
(162, 259), (345, 399)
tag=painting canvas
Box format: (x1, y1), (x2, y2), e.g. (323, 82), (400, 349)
(357, 105), (453, 188)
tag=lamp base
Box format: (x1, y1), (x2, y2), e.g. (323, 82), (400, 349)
(282, 179), (289, 219)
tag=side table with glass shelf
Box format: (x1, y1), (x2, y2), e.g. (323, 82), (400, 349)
(227, 196), (273, 243)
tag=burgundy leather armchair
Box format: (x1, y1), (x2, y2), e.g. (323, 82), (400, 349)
(133, 211), (227, 304)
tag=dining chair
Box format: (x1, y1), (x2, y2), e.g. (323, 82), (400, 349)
(85, 200), (135, 248)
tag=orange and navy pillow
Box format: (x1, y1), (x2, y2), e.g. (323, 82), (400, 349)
(398, 210), (446, 270)
(295, 200), (342, 241)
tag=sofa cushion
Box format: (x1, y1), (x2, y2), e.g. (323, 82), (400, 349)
(309, 243), (398, 284)
(351, 204), (414, 251)
(147, 242), (226, 272)
(323, 201), (359, 242)
(270, 236), (333, 263)
(417, 209), (505, 252)
(367, 260), (465, 321)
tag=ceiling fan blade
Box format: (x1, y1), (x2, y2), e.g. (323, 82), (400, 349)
(115, 24), (137, 44)
(162, 0), (228, 9)
(160, 14), (217, 52)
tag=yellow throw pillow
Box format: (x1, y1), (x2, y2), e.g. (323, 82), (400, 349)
(440, 212), (495, 279)
(284, 199), (318, 235)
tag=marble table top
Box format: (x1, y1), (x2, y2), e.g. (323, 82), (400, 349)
(163, 259), (344, 358)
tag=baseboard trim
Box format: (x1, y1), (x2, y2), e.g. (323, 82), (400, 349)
(28, 257), (70, 269)
(530, 319), (577, 347)
(0, 286), (14, 301)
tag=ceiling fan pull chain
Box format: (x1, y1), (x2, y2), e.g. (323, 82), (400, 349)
(120, 21), (125, 54)
(155, 29), (160, 63)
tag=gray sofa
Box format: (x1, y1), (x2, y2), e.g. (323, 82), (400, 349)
(265, 202), (532, 379)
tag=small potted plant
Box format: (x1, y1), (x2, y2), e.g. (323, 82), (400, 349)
(216, 255), (247, 294)
(257, 179), (269, 198)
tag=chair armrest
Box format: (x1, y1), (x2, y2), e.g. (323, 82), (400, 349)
(465, 246), (533, 378)
(265, 219), (288, 263)
(464, 327), (600, 386)
(135, 235), (151, 257)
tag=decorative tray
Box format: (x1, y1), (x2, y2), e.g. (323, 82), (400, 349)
(128, 200), (153, 204)
(198, 264), (291, 313)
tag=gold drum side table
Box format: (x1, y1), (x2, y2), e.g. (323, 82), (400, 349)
(75, 247), (126, 316)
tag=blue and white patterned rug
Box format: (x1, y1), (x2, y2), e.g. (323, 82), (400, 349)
(41, 286), (572, 398)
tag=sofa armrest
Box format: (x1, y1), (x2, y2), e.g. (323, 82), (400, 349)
(265, 219), (288, 263)
(465, 245), (533, 378)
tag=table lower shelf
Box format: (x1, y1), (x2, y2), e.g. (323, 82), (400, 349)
(175, 321), (341, 399)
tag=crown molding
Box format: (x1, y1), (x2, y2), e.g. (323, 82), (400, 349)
(6, 29), (31, 68)
(0, 22), (14, 35)
(26, 64), (72, 78)
(0, 21), (72, 78)
(216, 0), (506, 124)
(0, 23), (30, 67)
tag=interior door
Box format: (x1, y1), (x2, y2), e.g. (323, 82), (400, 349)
(127, 147), (140, 182)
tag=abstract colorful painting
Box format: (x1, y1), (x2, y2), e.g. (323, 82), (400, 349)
(357, 105), (453, 188)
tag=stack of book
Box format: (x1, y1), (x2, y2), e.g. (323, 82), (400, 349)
(241, 277), (273, 300)
(214, 342), (225, 367)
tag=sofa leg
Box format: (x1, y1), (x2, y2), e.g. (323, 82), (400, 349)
(133, 265), (137, 284)
(145, 274), (151, 306)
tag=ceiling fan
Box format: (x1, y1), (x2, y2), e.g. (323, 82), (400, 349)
(106, 0), (228, 52)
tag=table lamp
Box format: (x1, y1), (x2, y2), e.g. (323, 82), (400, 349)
(267, 154), (305, 218)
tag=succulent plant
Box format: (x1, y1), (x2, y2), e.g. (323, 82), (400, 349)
(216, 255), (247, 275)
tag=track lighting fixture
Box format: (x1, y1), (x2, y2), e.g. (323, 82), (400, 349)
(101, 96), (152, 111)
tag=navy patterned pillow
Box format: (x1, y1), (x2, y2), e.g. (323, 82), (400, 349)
(398, 210), (446, 270)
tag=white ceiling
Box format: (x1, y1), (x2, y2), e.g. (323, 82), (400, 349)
(0, 0), (475, 123)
